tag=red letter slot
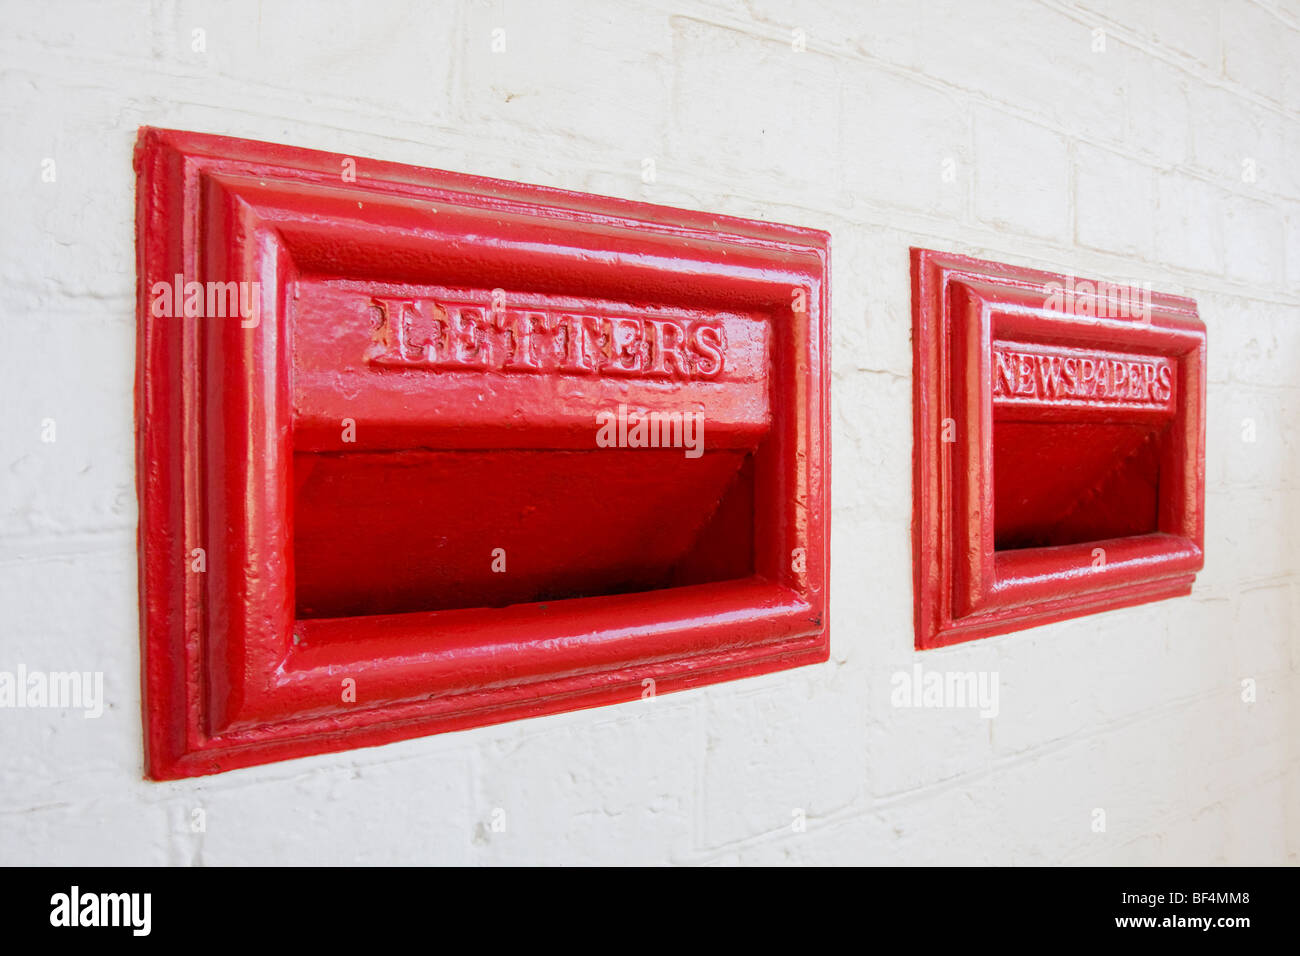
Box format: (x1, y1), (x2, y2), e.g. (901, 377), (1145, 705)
(912, 248), (1205, 649)
(135, 129), (829, 778)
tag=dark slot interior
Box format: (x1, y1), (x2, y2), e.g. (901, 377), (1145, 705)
(992, 421), (1169, 551)
(293, 448), (756, 619)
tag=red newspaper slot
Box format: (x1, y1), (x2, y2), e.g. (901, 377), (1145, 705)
(912, 248), (1206, 650)
(135, 128), (830, 779)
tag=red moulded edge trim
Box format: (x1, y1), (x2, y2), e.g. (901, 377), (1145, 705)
(135, 128), (830, 779)
(911, 247), (1205, 650)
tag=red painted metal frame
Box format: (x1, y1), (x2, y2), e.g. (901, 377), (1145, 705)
(135, 128), (830, 779)
(912, 248), (1205, 649)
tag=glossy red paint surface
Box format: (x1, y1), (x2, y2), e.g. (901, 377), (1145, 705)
(911, 248), (1205, 649)
(135, 128), (829, 779)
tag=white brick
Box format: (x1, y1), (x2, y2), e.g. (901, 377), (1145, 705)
(171, 0), (459, 123)
(667, 17), (842, 193)
(0, 798), (169, 866)
(1071, 0), (1222, 69)
(1222, 195), (1286, 285)
(1232, 584), (1294, 678)
(1154, 173), (1225, 275)
(831, 371), (911, 525)
(196, 755), (475, 866)
(1209, 384), (1292, 490)
(1285, 203), (1300, 283)
(1122, 52), (1191, 167)
(1200, 292), (1300, 389)
(841, 66), (969, 218)
(973, 109), (1071, 241)
(1188, 86), (1286, 193)
(1203, 488), (1292, 587)
(460, 0), (672, 148)
(470, 701), (700, 864)
(1223, 774), (1289, 864)
(1075, 144), (1155, 256)
(0, 309), (135, 541)
(700, 670), (866, 847)
(911, 0), (1126, 145)
(828, 225), (913, 378)
(1221, 0), (1300, 107)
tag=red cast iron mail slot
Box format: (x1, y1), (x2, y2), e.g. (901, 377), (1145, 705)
(135, 128), (829, 779)
(911, 248), (1205, 650)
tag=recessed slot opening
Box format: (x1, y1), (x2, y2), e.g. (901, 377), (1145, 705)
(992, 421), (1170, 551)
(292, 448), (757, 619)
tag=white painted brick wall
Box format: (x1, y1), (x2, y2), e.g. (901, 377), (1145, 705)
(1, 0), (1296, 866)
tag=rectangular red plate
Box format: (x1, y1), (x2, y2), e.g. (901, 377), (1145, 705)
(135, 128), (830, 778)
(912, 248), (1205, 649)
